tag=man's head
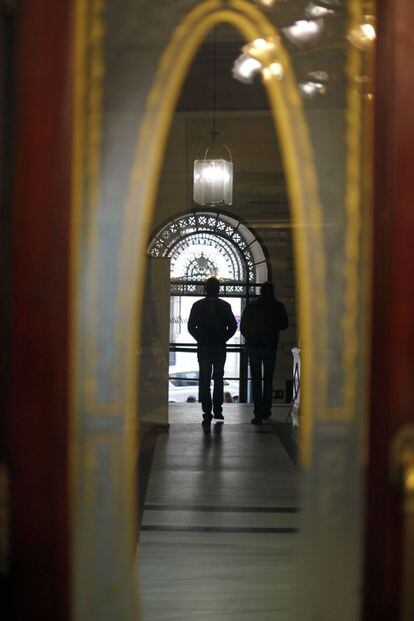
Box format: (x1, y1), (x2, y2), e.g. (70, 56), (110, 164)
(205, 277), (220, 297)
(260, 281), (274, 298)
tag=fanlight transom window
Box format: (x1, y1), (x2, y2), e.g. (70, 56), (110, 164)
(148, 212), (268, 295)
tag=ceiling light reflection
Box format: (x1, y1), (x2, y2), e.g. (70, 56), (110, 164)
(361, 22), (376, 40)
(307, 70), (329, 81)
(232, 54), (262, 84)
(299, 80), (327, 98)
(348, 15), (376, 49)
(262, 62), (284, 81)
(243, 36), (279, 60)
(306, 2), (335, 18)
(283, 19), (323, 45)
(254, 0), (276, 6)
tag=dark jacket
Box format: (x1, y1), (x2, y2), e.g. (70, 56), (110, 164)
(240, 295), (288, 349)
(188, 297), (238, 347)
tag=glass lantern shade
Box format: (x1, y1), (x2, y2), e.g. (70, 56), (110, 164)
(193, 158), (233, 206)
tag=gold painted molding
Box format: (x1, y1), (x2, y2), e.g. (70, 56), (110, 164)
(340, 0), (375, 421)
(69, 0), (372, 616)
(122, 0), (328, 469)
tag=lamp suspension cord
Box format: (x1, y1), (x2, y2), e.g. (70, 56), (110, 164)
(212, 26), (217, 143)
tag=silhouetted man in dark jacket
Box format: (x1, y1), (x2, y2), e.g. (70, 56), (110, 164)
(240, 281), (288, 425)
(188, 277), (237, 426)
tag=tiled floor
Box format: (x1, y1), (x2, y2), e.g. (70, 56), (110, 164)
(137, 404), (300, 621)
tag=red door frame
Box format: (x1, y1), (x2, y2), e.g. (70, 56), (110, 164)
(364, 0), (414, 619)
(5, 0), (414, 619)
(7, 1), (74, 619)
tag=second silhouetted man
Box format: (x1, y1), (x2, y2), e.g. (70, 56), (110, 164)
(188, 277), (237, 427)
(241, 281), (288, 425)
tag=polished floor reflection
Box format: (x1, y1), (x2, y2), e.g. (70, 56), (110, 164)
(138, 404), (300, 621)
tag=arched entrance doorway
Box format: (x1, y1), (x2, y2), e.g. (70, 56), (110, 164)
(148, 210), (271, 403)
(65, 0), (371, 617)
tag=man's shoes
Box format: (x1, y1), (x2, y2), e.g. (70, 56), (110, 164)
(214, 412), (224, 421)
(202, 415), (212, 428)
(251, 417), (263, 426)
(262, 411), (272, 420)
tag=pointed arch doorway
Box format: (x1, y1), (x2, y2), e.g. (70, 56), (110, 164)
(66, 0), (371, 618)
(148, 210), (271, 404)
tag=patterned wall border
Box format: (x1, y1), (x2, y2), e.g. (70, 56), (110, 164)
(71, 0), (138, 619)
(73, 0), (124, 417)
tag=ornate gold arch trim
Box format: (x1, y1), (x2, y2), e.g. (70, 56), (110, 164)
(69, 0), (372, 617)
(122, 0), (328, 468)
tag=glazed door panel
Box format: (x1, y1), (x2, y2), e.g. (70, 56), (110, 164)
(6, 0), (414, 620)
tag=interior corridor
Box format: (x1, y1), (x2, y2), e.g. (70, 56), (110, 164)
(138, 404), (300, 621)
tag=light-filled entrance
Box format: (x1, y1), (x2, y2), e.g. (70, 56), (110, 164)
(148, 211), (271, 404)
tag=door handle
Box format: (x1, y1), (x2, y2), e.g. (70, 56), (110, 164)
(390, 424), (414, 621)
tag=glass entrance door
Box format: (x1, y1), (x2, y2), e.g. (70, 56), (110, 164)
(169, 294), (245, 403)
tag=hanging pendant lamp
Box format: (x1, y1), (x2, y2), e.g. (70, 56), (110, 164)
(193, 142), (233, 206)
(193, 27), (234, 206)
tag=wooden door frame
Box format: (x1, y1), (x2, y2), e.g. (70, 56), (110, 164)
(364, 0), (414, 618)
(5, 0), (414, 618)
(0, 3), (17, 617)
(6, 1), (74, 618)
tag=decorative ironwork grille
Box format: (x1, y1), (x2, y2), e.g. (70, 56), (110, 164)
(148, 211), (268, 295)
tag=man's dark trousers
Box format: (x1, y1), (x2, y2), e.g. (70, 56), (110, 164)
(249, 347), (277, 419)
(197, 345), (226, 418)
